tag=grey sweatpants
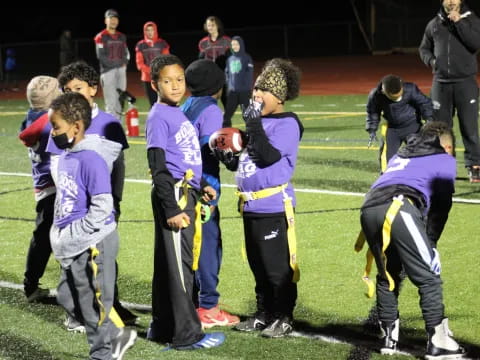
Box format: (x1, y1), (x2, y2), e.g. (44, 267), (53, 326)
(100, 67), (127, 120)
(56, 231), (120, 360)
(360, 199), (445, 328)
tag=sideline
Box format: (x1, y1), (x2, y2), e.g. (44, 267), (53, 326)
(1, 171), (479, 204)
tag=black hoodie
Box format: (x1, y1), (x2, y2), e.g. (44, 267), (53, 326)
(419, 2), (480, 82)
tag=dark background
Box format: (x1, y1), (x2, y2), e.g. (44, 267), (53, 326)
(1, 1), (479, 78)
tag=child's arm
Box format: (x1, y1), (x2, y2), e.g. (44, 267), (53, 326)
(111, 150), (125, 221)
(148, 147), (187, 222)
(243, 102), (281, 168)
(18, 113), (49, 147)
(135, 46), (150, 74)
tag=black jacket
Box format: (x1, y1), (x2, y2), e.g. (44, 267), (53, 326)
(365, 82), (433, 132)
(419, 4), (480, 82)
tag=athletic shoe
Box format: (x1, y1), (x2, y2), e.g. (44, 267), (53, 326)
(380, 318), (399, 355)
(197, 306), (240, 329)
(425, 318), (466, 360)
(114, 302), (139, 326)
(234, 315), (268, 332)
(260, 316), (293, 338)
(64, 314), (86, 333)
(173, 332), (225, 350)
(26, 287), (50, 303)
(111, 328), (137, 360)
(468, 166), (480, 183)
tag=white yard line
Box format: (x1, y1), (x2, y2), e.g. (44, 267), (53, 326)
(1, 171), (479, 204)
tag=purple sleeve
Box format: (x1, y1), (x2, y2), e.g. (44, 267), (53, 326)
(197, 105), (223, 138)
(82, 152), (111, 196)
(146, 116), (168, 149)
(269, 118), (300, 156)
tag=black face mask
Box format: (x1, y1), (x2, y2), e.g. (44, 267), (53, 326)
(52, 132), (74, 150)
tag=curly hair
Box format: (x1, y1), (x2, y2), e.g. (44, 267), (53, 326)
(422, 120), (456, 152)
(150, 54), (184, 83)
(57, 61), (99, 90)
(50, 92), (92, 130)
(262, 58), (301, 101)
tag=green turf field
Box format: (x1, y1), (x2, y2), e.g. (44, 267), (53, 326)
(0, 95), (479, 359)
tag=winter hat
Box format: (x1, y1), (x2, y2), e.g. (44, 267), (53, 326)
(105, 9), (119, 18)
(26, 76), (62, 111)
(254, 64), (288, 102)
(185, 59), (225, 96)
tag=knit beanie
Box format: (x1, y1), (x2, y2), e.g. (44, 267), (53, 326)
(185, 59), (225, 96)
(26, 76), (62, 111)
(254, 64), (288, 102)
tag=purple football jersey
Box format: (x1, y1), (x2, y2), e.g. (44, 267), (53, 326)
(146, 103), (202, 189)
(235, 116), (300, 213)
(47, 107), (128, 155)
(54, 149), (113, 228)
(371, 153), (456, 211)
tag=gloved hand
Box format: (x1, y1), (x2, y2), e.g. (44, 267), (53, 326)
(212, 148), (235, 164)
(367, 131), (377, 148)
(242, 99), (264, 124)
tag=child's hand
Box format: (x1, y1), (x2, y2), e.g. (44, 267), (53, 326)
(201, 185), (217, 203)
(167, 212), (190, 231)
(242, 99), (264, 123)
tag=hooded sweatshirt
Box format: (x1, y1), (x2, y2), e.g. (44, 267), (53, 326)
(50, 135), (122, 267)
(135, 21), (170, 82)
(419, 3), (480, 82)
(225, 36), (254, 93)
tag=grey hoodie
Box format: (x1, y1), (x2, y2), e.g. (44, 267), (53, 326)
(50, 135), (122, 267)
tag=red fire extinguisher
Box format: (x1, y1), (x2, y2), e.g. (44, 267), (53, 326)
(125, 101), (139, 137)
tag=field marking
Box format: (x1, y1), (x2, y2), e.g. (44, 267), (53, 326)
(1, 171), (479, 204)
(0, 280), (415, 356)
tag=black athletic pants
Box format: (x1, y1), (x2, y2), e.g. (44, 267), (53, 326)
(24, 193), (55, 294)
(223, 91), (251, 128)
(150, 188), (203, 347)
(243, 214), (297, 319)
(360, 199), (444, 328)
(379, 122), (421, 172)
(431, 76), (480, 168)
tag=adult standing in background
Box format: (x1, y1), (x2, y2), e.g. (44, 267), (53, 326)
(59, 30), (75, 68)
(94, 9), (129, 120)
(135, 21), (170, 107)
(419, 0), (480, 183)
(198, 16), (231, 108)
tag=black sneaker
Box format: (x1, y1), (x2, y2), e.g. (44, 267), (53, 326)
(380, 318), (399, 355)
(468, 166), (480, 183)
(112, 328), (137, 360)
(260, 316), (293, 338)
(114, 302), (139, 326)
(25, 287), (50, 303)
(234, 316), (267, 332)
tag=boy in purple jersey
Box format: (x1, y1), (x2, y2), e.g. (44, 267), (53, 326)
(47, 60), (137, 329)
(145, 54), (224, 350)
(94, 9), (130, 120)
(19, 76), (62, 302)
(181, 59), (240, 329)
(49, 92), (136, 360)
(358, 122), (466, 358)
(215, 58), (303, 338)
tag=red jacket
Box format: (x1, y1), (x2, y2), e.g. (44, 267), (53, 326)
(135, 21), (170, 82)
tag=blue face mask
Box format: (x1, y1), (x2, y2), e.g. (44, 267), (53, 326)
(52, 132), (74, 149)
